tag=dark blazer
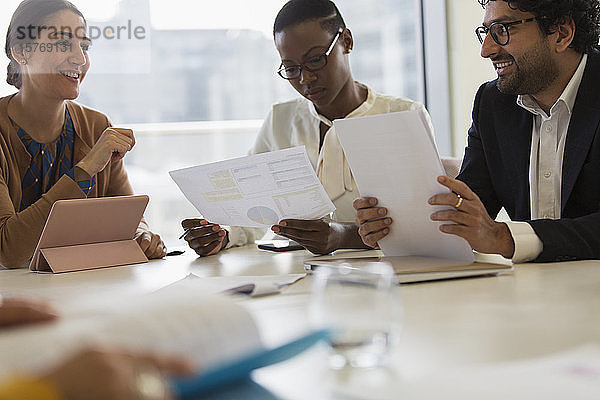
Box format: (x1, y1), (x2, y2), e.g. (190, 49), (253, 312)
(457, 49), (600, 263)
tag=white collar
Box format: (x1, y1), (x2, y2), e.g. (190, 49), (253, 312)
(307, 83), (375, 127)
(517, 53), (587, 117)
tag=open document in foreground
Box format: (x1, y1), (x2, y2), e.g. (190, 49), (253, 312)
(169, 146), (335, 228)
(0, 283), (328, 398)
(334, 110), (474, 262)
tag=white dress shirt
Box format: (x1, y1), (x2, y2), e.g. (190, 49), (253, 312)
(227, 84), (432, 247)
(506, 54), (587, 263)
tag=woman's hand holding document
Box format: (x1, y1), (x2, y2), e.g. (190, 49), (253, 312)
(334, 110), (474, 262)
(169, 147), (335, 228)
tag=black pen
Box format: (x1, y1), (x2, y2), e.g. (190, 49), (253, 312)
(179, 221), (221, 239)
(179, 228), (192, 240)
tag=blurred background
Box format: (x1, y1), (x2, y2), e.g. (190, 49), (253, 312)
(0, 0), (495, 245)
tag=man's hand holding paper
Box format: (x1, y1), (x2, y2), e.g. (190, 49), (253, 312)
(334, 110), (474, 262)
(354, 176), (516, 258)
(428, 176), (515, 258)
(353, 197), (391, 249)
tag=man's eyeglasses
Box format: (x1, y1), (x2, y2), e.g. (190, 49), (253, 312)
(475, 17), (537, 46)
(277, 27), (343, 80)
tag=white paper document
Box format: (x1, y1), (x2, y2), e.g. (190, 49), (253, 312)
(160, 273), (307, 297)
(169, 147), (335, 227)
(334, 110), (474, 262)
(0, 288), (262, 379)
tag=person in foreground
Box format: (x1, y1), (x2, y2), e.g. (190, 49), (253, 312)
(355, 0), (600, 263)
(0, 296), (192, 400)
(183, 0), (434, 256)
(0, 0), (166, 269)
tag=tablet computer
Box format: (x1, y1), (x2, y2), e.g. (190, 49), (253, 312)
(30, 195), (149, 273)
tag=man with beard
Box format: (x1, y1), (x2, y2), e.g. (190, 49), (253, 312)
(354, 0), (600, 263)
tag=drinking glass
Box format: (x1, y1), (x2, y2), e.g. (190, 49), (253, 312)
(309, 263), (401, 369)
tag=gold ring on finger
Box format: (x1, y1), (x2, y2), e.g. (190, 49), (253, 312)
(454, 196), (464, 209)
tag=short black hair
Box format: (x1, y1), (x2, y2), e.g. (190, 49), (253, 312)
(273, 0), (346, 37)
(477, 0), (600, 54)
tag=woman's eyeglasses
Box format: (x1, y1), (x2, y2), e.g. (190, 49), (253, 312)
(277, 28), (344, 80)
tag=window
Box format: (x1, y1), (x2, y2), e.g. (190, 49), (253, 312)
(1, 0), (444, 245)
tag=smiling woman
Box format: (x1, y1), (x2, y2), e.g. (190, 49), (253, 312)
(0, 0), (167, 268)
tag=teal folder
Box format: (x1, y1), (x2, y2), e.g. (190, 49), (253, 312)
(172, 329), (330, 399)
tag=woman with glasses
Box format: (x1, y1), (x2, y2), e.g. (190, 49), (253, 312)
(183, 0), (434, 256)
(0, 0), (167, 268)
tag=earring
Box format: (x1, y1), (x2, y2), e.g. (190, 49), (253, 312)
(19, 59), (26, 65)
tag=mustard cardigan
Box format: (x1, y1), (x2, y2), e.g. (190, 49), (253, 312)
(0, 95), (145, 268)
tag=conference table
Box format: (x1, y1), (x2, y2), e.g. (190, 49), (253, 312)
(2, 245), (600, 399)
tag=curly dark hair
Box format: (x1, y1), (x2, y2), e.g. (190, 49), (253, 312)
(477, 0), (600, 54)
